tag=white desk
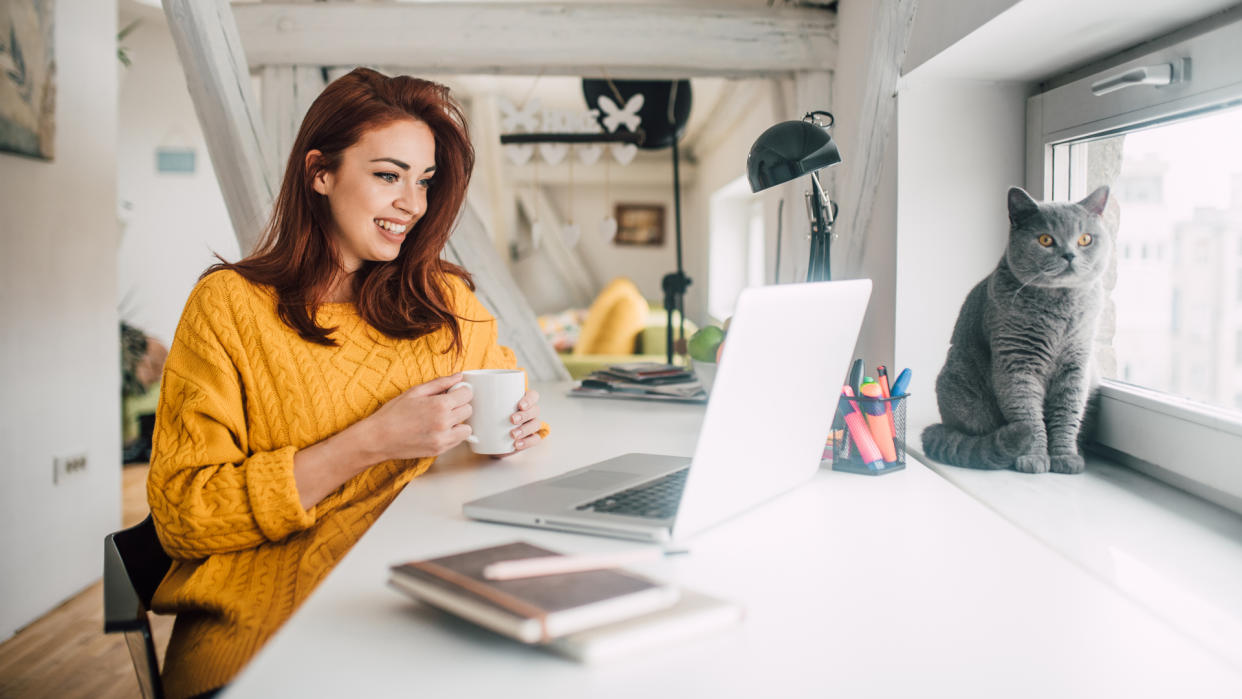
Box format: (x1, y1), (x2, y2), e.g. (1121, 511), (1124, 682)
(227, 383), (1242, 698)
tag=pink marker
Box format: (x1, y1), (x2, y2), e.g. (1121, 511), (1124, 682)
(840, 386), (885, 469)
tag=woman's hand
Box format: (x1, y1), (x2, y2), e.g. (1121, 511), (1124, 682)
(364, 373), (474, 461)
(491, 388), (542, 458)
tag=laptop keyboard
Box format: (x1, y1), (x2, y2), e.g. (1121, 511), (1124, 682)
(575, 468), (690, 519)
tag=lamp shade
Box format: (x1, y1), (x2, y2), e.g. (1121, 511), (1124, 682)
(746, 120), (841, 193)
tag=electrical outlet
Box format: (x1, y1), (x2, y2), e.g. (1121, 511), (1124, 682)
(53, 453), (88, 484)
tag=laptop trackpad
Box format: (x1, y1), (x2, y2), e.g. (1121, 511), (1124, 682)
(547, 470), (635, 490)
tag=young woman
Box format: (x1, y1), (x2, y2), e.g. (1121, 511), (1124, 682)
(147, 68), (547, 699)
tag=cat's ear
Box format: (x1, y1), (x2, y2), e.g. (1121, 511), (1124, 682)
(1078, 185), (1110, 217)
(1007, 187), (1039, 225)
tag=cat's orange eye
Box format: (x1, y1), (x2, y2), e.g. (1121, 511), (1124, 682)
(1078, 233), (1093, 246)
(1037, 234), (1054, 247)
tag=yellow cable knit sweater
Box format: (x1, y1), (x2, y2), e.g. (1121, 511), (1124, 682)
(147, 269), (547, 699)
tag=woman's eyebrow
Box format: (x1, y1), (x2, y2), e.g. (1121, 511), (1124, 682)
(370, 157), (410, 170)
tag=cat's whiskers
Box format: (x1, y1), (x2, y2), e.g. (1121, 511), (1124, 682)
(1011, 268), (1048, 300)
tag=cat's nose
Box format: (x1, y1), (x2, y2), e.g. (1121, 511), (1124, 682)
(1062, 252), (1075, 263)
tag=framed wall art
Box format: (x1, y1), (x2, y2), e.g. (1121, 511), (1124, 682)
(613, 203), (665, 246)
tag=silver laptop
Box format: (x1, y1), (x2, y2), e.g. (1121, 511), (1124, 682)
(463, 279), (872, 543)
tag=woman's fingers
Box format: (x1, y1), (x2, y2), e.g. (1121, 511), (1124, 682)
(514, 432), (541, 451)
(450, 401), (473, 424)
(412, 372), (463, 396)
(517, 389), (540, 411)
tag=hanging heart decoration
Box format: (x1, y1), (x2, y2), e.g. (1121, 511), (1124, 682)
(539, 143), (568, 165)
(577, 144), (602, 165)
(599, 216), (618, 240)
(504, 144), (533, 166)
(610, 143), (638, 165)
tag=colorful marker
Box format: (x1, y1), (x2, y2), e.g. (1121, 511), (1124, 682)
(840, 386), (885, 470)
(890, 368), (912, 398)
(860, 382), (898, 462)
(848, 358), (865, 397)
(876, 365), (897, 435)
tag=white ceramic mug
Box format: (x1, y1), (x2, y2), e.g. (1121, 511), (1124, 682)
(451, 369), (527, 454)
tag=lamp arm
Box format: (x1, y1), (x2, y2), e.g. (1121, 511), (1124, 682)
(809, 171), (833, 282)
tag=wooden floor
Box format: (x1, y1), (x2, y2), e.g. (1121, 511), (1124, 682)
(0, 464), (174, 698)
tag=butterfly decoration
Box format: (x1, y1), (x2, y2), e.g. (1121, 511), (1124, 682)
(597, 93), (644, 134)
(497, 96), (541, 133)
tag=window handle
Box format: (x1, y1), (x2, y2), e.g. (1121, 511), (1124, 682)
(1091, 58), (1190, 96)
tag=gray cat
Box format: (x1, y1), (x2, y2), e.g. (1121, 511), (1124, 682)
(922, 185), (1110, 474)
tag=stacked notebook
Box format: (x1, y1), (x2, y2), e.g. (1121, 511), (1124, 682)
(388, 541), (743, 662)
(569, 362), (707, 403)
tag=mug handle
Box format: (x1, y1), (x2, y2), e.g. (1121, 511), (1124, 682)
(448, 381), (479, 444)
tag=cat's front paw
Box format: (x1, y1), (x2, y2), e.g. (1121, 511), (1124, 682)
(1014, 454), (1050, 474)
(1050, 453), (1085, 474)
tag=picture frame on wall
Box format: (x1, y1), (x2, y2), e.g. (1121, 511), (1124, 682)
(613, 203), (665, 247)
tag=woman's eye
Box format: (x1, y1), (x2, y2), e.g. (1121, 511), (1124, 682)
(1078, 233), (1093, 246)
(1038, 234), (1054, 247)
(417, 177), (434, 188)
(375, 172), (399, 183)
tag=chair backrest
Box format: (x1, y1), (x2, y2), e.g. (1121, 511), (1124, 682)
(104, 514), (172, 699)
(574, 277), (650, 356)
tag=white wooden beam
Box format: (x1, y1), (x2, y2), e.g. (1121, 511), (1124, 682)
(513, 187), (598, 310)
(504, 158), (696, 188)
(260, 65), (325, 183)
(164, 0), (276, 255)
(836, 0), (918, 277)
(446, 202), (571, 381)
(233, 2), (837, 78)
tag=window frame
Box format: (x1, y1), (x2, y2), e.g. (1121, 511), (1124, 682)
(1025, 13), (1242, 513)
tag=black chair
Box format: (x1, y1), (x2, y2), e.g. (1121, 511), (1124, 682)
(104, 514), (172, 699)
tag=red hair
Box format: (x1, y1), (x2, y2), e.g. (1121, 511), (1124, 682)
(208, 68), (476, 350)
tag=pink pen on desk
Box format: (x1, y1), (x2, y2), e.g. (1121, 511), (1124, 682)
(840, 386), (885, 470)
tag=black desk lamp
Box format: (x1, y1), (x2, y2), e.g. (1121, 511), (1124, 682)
(747, 111), (841, 282)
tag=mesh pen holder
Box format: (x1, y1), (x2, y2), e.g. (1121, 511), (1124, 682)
(830, 393), (908, 475)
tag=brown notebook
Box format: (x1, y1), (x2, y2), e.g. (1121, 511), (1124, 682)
(389, 541), (680, 643)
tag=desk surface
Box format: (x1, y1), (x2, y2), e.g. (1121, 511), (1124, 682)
(227, 383), (1242, 698)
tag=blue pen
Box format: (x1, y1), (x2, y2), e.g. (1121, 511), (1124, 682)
(890, 368), (912, 398)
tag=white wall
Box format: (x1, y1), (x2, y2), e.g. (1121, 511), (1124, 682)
(0, 0), (119, 639)
(895, 79), (1028, 433)
(545, 178), (680, 310)
(117, 9), (239, 347)
(687, 83), (782, 327)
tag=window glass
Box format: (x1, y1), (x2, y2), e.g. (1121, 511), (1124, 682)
(1050, 105), (1242, 417)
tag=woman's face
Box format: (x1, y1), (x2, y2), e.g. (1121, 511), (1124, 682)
(310, 118), (436, 273)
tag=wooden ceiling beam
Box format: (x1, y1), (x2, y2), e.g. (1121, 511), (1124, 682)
(232, 2), (837, 78)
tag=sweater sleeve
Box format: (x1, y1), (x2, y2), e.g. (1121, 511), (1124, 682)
(147, 276), (315, 560)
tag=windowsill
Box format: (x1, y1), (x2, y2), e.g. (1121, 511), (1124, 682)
(911, 447), (1242, 672)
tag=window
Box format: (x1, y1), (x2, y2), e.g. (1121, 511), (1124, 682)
(707, 176), (766, 321)
(1029, 14), (1242, 510)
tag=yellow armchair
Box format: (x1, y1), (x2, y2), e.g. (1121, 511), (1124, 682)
(557, 277), (697, 379)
